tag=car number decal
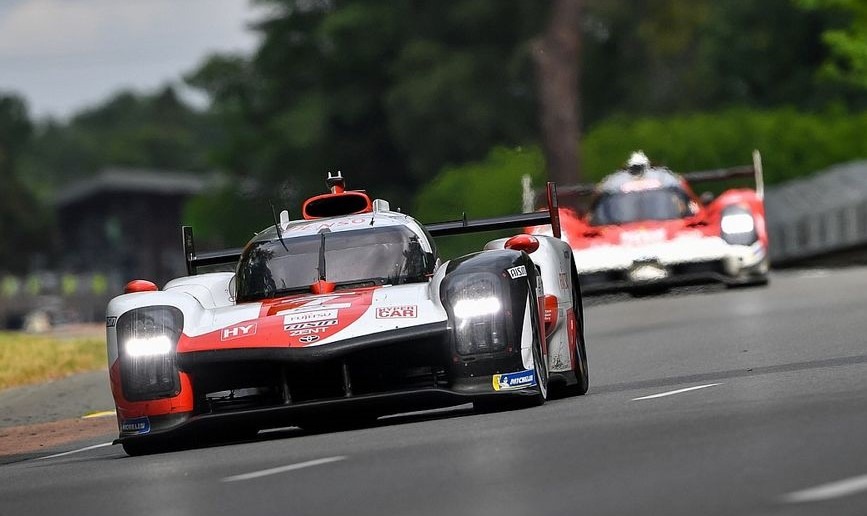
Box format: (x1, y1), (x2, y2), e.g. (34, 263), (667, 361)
(507, 265), (527, 279)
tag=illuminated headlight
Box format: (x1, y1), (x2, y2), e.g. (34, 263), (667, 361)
(721, 212), (755, 234)
(125, 335), (173, 357)
(117, 306), (183, 401)
(453, 297), (501, 319)
(720, 207), (757, 245)
(444, 273), (507, 355)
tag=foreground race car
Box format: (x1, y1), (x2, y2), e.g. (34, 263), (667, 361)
(106, 173), (589, 455)
(527, 151), (769, 294)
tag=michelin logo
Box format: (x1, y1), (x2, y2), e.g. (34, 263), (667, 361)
(492, 369), (537, 391)
(120, 416), (151, 435)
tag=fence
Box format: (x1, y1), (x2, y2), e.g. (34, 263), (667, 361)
(765, 161), (867, 264)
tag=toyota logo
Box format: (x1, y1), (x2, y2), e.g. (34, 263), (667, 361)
(299, 335), (320, 343)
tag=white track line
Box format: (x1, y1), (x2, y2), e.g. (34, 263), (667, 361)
(782, 474), (867, 503)
(34, 442), (113, 461)
(632, 383), (722, 401)
(222, 456), (347, 482)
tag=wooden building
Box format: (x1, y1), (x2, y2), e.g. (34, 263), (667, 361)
(55, 168), (210, 288)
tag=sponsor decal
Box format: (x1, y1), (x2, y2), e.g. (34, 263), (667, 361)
(492, 369), (537, 391)
(628, 263), (668, 282)
(558, 272), (569, 290)
(286, 218), (370, 233)
(620, 229), (666, 247)
(106, 316), (117, 328)
(284, 319), (338, 331)
(621, 178), (662, 193)
(375, 305), (417, 319)
(222, 322), (257, 341)
(281, 309), (339, 324)
(507, 265), (527, 279)
(120, 416), (151, 435)
(290, 327), (330, 336)
(298, 335), (320, 344)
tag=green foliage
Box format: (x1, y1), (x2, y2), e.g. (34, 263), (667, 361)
(20, 87), (217, 194)
(188, 0), (547, 207)
(413, 146), (545, 258)
(0, 94), (48, 273)
(582, 108), (867, 184)
(798, 0), (867, 89)
(582, 0), (837, 123)
(183, 180), (274, 248)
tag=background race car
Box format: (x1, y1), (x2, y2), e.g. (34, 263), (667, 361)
(106, 173), (589, 455)
(525, 151), (769, 294)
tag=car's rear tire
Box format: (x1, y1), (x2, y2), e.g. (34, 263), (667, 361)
(562, 268), (589, 396)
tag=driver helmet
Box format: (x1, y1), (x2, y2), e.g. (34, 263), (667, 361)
(626, 151), (650, 176)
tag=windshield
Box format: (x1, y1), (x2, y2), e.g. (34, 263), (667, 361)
(589, 188), (693, 226)
(236, 225), (433, 302)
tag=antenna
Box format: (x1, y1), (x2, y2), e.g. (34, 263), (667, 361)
(270, 201), (288, 251)
(326, 171), (346, 193)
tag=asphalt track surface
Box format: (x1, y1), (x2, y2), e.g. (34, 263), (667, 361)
(3, 266), (867, 515)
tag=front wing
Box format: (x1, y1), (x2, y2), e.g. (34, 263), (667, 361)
(114, 321), (538, 445)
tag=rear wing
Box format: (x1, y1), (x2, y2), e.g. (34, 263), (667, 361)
(427, 182), (562, 239)
(182, 226), (242, 276)
(680, 150), (764, 200)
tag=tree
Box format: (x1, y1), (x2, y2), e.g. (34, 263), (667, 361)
(0, 95), (47, 272)
(533, 0), (584, 184)
(21, 86), (217, 195)
(189, 1), (548, 208)
(799, 0), (867, 89)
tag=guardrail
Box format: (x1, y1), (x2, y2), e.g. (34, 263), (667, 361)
(765, 161), (867, 264)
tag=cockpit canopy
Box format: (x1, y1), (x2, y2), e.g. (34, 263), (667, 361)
(589, 187), (695, 226)
(235, 225), (435, 302)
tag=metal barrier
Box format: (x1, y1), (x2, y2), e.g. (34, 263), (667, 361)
(765, 161), (867, 264)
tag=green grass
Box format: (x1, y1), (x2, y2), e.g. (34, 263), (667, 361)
(0, 332), (106, 390)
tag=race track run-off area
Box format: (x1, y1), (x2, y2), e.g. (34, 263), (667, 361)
(3, 266), (867, 515)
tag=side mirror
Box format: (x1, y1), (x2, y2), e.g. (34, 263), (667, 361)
(700, 191), (715, 205)
(227, 275), (237, 303)
(504, 234), (540, 254)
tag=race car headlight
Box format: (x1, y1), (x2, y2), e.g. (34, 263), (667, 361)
(444, 273), (507, 355)
(117, 306), (183, 401)
(721, 207), (757, 245)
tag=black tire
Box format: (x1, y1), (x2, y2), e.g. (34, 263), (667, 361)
(726, 257), (770, 289)
(562, 260), (589, 396)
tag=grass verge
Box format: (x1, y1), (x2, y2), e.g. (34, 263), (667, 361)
(0, 332), (106, 390)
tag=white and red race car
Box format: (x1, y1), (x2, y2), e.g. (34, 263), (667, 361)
(106, 173), (589, 455)
(527, 151), (769, 294)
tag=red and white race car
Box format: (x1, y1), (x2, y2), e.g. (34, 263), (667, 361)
(528, 151), (769, 294)
(106, 173), (589, 455)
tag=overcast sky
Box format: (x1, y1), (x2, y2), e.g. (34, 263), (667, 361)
(0, 0), (263, 119)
